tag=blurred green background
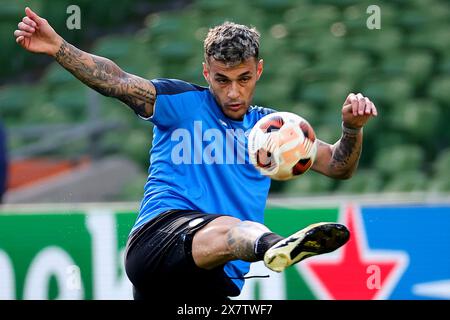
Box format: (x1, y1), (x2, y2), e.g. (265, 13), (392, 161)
(1, 0), (449, 200)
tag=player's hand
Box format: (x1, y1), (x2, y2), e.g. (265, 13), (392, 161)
(14, 7), (62, 57)
(341, 93), (378, 129)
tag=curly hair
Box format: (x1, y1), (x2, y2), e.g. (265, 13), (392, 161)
(204, 21), (260, 66)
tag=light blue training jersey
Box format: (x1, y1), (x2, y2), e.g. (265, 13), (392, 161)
(132, 78), (275, 291)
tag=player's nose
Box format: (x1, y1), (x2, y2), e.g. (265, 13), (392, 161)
(227, 82), (240, 99)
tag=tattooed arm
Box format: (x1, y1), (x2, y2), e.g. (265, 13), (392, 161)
(54, 40), (155, 117)
(14, 7), (155, 117)
(312, 131), (363, 179)
(312, 93), (377, 179)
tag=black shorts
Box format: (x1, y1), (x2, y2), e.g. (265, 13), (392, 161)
(124, 210), (241, 301)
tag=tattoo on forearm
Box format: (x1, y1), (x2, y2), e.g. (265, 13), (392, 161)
(330, 131), (362, 176)
(227, 221), (269, 262)
(55, 39), (155, 116)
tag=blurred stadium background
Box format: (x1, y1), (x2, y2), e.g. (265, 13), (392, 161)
(0, 0), (449, 300)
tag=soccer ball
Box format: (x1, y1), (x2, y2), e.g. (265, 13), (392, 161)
(248, 112), (318, 181)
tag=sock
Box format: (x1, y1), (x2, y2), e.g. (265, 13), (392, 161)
(254, 232), (284, 260)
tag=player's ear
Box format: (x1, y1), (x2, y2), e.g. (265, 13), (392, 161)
(256, 59), (264, 81)
(202, 62), (210, 84)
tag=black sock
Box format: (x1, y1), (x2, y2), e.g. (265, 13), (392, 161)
(254, 232), (284, 260)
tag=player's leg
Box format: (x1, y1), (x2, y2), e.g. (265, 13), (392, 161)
(192, 216), (350, 272)
(124, 210), (239, 300)
(125, 210), (350, 300)
(263, 222), (350, 272)
(191, 216), (273, 269)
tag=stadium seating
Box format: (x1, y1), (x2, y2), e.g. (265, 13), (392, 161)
(2, 0), (450, 197)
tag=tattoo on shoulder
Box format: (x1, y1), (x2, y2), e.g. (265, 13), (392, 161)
(118, 76), (156, 117)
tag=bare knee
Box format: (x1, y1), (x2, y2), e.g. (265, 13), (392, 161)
(192, 217), (270, 270)
(192, 216), (241, 269)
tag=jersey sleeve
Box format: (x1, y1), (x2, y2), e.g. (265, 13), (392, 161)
(142, 78), (205, 129)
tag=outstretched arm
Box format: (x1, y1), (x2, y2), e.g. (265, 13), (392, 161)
(312, 93), (378, 179)
(14, 7), (155, 118)
(53, 40), (155, 117)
